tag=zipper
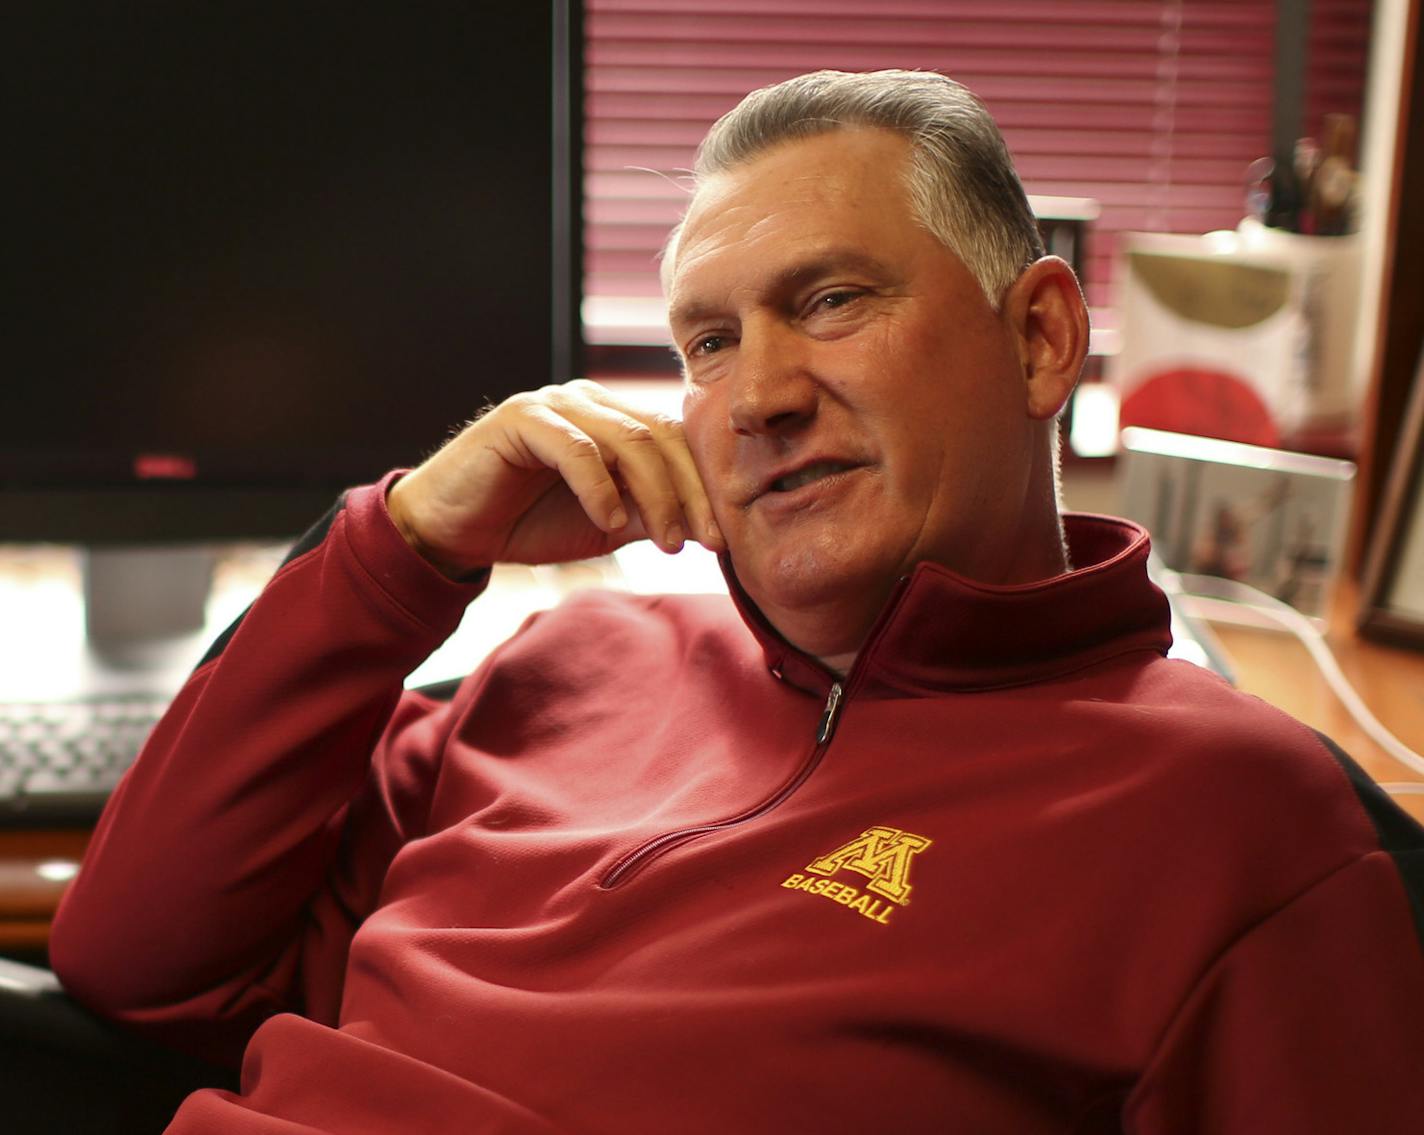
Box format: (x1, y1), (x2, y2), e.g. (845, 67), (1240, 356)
(598, 679), (846, 889)
(815, 681), (844, 745)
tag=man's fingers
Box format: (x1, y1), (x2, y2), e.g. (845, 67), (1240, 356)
(604, 418), (689, 552)
(505, 399), (694, 555)
(659, 430), (724, 552)
(506, 402), (631, 535)
(557, 383), (723, 553)
(557, 403), (689, 553)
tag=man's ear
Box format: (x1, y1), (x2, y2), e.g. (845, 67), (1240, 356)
(1002, 256), (1090, 421)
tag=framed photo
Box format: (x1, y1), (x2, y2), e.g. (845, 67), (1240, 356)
(1359, 345), (1424, 648)
(1116, 427), (1357, 623)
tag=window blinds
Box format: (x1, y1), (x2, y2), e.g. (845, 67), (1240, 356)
(584, 0), (1371, 334)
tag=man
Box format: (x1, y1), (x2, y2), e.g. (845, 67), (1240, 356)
(50, 70), (1424, 1132)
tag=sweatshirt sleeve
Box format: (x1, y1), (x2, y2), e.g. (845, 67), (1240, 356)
(48, 472), (487, 1067)
(1123, 848), (1424, 1131)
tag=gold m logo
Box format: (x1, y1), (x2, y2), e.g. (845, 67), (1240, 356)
(805, 826), (932, 906)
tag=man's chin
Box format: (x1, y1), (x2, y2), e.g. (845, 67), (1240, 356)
(731, 549), (899, 655)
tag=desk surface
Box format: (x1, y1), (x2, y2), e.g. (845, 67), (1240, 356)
(1206, 591), (1424, 825)
(4, 582), (1423, 955)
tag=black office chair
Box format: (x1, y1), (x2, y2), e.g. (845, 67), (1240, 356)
(0, 955), (237, 1134)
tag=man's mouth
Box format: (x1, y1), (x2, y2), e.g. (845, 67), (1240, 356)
(767, 461), (859, 494)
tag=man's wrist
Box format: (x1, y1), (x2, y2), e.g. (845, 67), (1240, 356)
(385, 475), (490, 582)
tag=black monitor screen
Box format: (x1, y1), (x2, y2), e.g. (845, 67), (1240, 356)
(4, 2), (582, 542)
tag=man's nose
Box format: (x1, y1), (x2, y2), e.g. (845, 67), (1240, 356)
(726, 320), (818, 437)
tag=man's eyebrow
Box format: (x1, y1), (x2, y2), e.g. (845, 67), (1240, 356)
(774, 250), (891, 292)
(668, 249), (891, 330)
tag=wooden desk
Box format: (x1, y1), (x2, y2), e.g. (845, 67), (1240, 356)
(1203, 586), (1424, 825)
(4, 589), (1423, 954)
(0, 828), (88, 954)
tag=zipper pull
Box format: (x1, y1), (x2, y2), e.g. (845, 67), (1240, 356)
(816, 681), (844, 746)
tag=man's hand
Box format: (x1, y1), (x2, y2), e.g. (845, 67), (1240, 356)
(387, 380), (725, 578)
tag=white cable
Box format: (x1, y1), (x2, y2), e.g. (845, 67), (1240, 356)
(1173, 572), (1424, 795)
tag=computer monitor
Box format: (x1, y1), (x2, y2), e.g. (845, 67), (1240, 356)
(4, 3), (582, 665)
(4, 2), (583, 546)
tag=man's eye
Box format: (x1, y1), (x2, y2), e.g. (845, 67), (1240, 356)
(813, 290), (862, 312)
(692, 334), (727, 356)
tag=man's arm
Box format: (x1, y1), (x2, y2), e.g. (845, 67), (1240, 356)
(47, 479), (482, 1065)
(49, 381), (722, 1066)
(1123, 849), (1424, 1131)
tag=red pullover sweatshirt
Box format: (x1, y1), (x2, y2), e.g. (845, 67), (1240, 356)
(50, 476), (1424, 1133)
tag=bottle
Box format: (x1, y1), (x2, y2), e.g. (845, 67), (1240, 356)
(1312, 114), (1357, 236)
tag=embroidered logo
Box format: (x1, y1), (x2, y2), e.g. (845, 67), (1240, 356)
(781, 825), (933, 926)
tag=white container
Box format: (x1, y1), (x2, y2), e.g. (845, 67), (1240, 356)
(1111, 221), (1362, 452)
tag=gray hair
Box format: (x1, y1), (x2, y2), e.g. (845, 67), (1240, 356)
(663, 69), (1045, 309)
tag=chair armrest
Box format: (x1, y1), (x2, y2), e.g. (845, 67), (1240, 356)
(0, 955), (124, 1057)
(0, 954), (237, 1134)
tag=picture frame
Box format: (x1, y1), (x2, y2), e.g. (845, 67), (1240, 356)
(1359, 344), (1424, 648)
(1116, 427), (1357, 625)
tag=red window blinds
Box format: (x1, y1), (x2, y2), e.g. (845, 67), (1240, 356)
(583, 0), (1373, 339)
(1308, 0), (1374, 144)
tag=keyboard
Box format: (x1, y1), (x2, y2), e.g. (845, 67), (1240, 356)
(0, 694), (169, 824)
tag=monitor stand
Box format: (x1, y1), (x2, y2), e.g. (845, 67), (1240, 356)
(81, 547), (217, 677)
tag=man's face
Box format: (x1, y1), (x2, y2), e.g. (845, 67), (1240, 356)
(671, 128), (1043, 658)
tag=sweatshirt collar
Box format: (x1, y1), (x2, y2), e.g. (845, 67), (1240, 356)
(722, 513), (1173, 698)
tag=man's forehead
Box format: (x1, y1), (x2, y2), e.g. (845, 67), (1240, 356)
(667, 130), (917, 307)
